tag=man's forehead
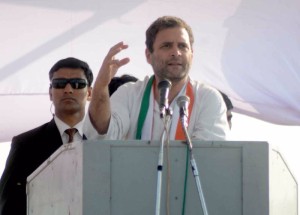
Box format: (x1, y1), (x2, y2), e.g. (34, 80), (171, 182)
(154, 28), (191, 46)
(53, 68), (85, 78)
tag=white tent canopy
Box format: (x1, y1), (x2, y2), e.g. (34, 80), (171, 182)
(0, 0), (300, 142)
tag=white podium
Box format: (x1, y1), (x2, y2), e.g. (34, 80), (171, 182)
(26, 141), (298, 215)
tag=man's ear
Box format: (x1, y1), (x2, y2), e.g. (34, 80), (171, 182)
(49, 87), (53, 101)
(87, 87), (92, 101)
(145, 48), (151, 64)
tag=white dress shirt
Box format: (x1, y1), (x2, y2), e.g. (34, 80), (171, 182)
(54, 116), (85, 144)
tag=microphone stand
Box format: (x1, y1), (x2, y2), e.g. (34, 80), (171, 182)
(155, 107), (172, 215)
(179, 114), (209, 215)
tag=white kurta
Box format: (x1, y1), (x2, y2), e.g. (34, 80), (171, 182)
(84, 76), (229, 141)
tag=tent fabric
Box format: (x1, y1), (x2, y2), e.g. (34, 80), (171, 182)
(0, 0), (299, 142)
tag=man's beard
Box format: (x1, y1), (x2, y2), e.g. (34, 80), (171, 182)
(152, 58), (190, 83)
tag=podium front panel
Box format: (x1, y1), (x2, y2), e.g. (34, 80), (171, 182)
(27, 141), (298, 215)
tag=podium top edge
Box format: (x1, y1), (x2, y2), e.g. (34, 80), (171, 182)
(83, 140), (270, 147)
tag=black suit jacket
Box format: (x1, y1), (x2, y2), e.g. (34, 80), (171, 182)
(0, 119), (63, 215)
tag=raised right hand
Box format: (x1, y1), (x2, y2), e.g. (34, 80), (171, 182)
(94, 41), (130, 91)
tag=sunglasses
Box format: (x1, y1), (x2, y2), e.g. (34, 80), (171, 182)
(51, 78), (88, 89)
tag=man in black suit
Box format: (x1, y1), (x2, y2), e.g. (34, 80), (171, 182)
(0, 57), (93, 215)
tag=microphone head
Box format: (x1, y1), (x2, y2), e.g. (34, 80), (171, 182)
(157, 79), (172, 118)
(158, 79), (172, 90)
(177, 95), (190, 124)
(177, 95), (190, 109)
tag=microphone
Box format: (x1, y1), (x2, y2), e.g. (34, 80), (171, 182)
(158, 79), (172, 118)
(177, 95), (190, 126)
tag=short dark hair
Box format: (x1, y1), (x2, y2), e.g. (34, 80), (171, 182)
(109, 74), (138, 96)
(145, 16), (194, 53)
(49, 57), (93, 87)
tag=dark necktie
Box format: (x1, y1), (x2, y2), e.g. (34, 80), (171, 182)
(65, 128), (77, 143)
